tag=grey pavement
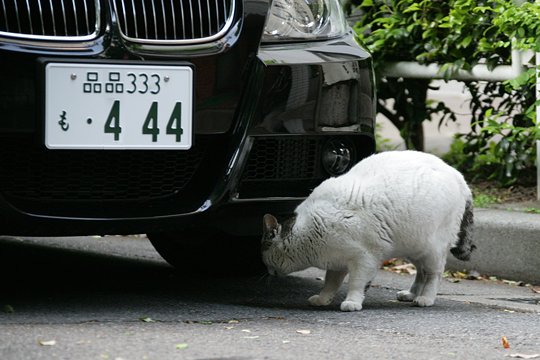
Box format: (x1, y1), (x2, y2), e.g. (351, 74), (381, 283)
(1, 235), (539, 360)
(4, 235), (540, 313)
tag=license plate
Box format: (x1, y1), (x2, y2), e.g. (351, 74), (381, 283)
(45, 63), (193, 150)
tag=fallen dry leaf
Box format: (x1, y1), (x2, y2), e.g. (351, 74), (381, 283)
(243, 336), (260, 339)
(531, 286), (540, 294)
(383, 258), (399, 266)
(507, 354), (540, 359)
(241, 329), (251, 333)
(502, 336), (510, 349)
(444, 270), (479, 281)
(501, 279), (526, 287)
(296, 330), (311, 335)
(466, 270), (482, 280)
(39, 340), (56, 346)
(384, 262), (417, 275)
(453, 271), (468, 279)
(139, 317), (155, 323)
(383, 259), (418, 274)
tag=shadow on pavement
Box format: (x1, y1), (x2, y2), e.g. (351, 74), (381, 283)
(0, 236), (419, 324)
(0, 237), (335, 313)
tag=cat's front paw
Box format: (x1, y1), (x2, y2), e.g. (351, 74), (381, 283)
(413, 296), (435, 307)
(396, 290), (415, 302)
(340, 300), (363, 312)
(308, 294), (332, 306)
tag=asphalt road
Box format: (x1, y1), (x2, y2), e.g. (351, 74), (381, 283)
(0, 235), (539, 360)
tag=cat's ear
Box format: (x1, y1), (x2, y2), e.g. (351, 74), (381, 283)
(263, 214), (280, 238)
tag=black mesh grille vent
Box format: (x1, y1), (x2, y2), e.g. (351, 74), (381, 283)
(113, 0), (235, 42)
(0, 139), (207, 201)
(0, 0), (99, 38)
(243, 138), (323, 181)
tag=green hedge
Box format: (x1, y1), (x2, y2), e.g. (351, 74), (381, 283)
(352, 0), (540, 185)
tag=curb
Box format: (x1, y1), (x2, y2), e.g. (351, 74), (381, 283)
(446, 208), (540, 285)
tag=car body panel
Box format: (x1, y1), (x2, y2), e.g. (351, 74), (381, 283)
(0, 0), (375, 236)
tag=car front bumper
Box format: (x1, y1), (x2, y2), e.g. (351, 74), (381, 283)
(0, 1), (375, 236)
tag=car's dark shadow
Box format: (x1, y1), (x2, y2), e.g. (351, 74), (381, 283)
(0, 236), (173, 290)
(0, 236), (325, 313)
(0, 236), (412, 322)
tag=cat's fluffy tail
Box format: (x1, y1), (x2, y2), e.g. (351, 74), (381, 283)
(450, 198), (476, 261)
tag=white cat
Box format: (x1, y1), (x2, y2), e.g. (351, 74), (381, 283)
(262, 150), (475, 311)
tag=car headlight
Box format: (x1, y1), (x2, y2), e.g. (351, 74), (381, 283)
(262, 0), (348, 42)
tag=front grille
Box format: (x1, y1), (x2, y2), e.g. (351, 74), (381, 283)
(0, 0), (99, 40)
(243, 137), (324, 181)
(238, 136), (375, 199)
(112, 0), (235, 43)
(238, 137), (327, 199)
(0, 138), (207, 201)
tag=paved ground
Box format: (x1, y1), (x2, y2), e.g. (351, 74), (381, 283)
(1, 235), (539, 360)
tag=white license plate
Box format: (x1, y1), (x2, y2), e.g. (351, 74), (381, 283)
(45, 63), (193, 150)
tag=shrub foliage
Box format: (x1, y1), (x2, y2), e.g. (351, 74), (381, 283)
(352, 0), (540, 185)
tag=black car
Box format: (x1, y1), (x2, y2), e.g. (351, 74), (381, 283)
(0, 0), (375, 272)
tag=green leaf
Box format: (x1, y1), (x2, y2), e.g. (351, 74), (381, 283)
(404, 3), (421, 13)
(175, 343), (189, 350)
(461, 35), (473, 48)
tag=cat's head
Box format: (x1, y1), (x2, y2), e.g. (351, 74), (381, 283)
(261, 213), (296, 276)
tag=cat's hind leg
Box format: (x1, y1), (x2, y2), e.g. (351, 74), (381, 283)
(341, 257), (379, 311)
(396, 262), (424, 302)
(412, 250), (446, 307)
(309, 270), (347, 306)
